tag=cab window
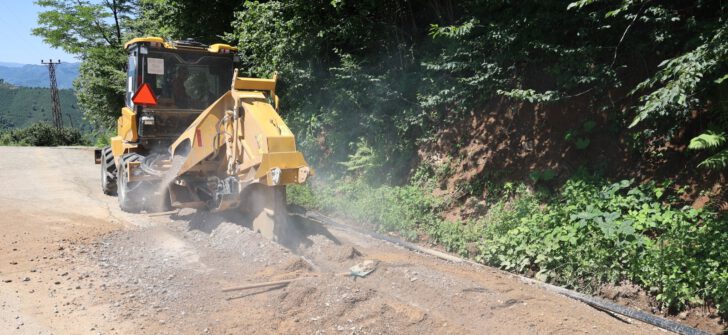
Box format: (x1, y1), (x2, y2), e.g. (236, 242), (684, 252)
(143, 51), (233, 110)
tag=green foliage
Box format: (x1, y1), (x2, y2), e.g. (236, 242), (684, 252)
(339, 139), (382, 178)
(227, 0), (449, 181)
(429, 19), (478, 39)
(422, 0), (620, 113)
(630, 26), (728, 128)
(643, 208), (728, 312)
(33, 0), (728, 169)
(0, 85), (86, 130)
(477, 179), (726, 315)
(132, 0), (241, 43)
(689, 132), (726, 150)
(564, 120), (597, 150)
(127, 0), (178, 39)
(0, 122), (87, 146)
(425, 0), (726, 167)
(716, 74), (728, 84)
(689, 131), (728, 169)
(84, 126), (115, 148)
(286, 183), (319, 210)
(74, 47), (128, 126)
(34, 0), (132, 53)
(566, 1), (728, 168)
(0, 115), (14, 130)
(497, 89), (559, 103)
(582, 120), (597, 132)
(696, 150), (728, 170)
(566, 0), (597, 11)
(288, 166), (445, 240)
(33, 0), (134, 128)
(574, 138), (590, 150)
(529, 169), (556, 183)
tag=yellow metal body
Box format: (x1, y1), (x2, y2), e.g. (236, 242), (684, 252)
(117, 107), (137, 142)
(124, 36), (238, 53)
(111, 37), (242, 164)
(105, 37), (309, 218)
(109, 107), (138, 164)
(169, 71), (310, 194)
(124, 36), (165, 49)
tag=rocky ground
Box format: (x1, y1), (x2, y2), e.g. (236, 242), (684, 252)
(0, 147), (698, 334)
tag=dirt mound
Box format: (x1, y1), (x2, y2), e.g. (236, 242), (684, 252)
(283, 257), (315, 272)
(333, 245), (364, 262)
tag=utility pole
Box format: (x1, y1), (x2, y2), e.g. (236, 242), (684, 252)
(41, 59), (63, 129)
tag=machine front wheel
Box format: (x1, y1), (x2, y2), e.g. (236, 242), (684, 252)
(100, 147), (117, 195)
(117, 153), (143, 213)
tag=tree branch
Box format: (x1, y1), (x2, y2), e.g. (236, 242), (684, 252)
(611, 1), (649, 67)
(109, 0), (122, 46)
(76, 0), (114, 47)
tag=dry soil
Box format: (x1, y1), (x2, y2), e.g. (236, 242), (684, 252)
(0, 147), (679, 334)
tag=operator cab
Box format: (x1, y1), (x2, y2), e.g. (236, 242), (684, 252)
(124, 37), (238, 147)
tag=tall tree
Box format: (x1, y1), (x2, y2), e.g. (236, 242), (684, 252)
(34, 0), (133, 54)
(34, 0), (135, 126)
(132, 0), (242, 43)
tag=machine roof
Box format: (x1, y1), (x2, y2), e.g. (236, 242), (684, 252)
(124, 37), (238, 53)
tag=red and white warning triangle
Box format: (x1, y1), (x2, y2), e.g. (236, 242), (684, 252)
(132, 83), (157, 106)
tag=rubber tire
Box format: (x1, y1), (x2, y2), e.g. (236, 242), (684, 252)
(145, 186), (172, 213)
(100, 147), (117, 195)
(117, 153), (143, 213)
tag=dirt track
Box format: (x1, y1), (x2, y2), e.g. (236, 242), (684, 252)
(0, 146), (673, 334)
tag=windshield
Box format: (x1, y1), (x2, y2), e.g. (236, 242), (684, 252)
(142, 50), (233, 110)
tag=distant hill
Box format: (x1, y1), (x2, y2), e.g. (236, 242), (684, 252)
(0, 80), (87, 131)
(0, 62), (25, 68)
(0, 62), (80, 89)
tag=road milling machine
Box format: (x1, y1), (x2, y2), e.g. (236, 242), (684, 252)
(95, 37), (311, 242)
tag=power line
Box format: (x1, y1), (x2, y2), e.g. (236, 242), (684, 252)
(40, 59), (63, 129)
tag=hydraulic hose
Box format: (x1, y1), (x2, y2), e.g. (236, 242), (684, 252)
(139, 153), (166, 177)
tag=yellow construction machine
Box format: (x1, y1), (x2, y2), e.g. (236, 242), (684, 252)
(95, 37), (310, 241)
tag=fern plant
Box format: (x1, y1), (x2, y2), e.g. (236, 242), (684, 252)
(688, 131), (728, 169)
(339, 139), (381, 175)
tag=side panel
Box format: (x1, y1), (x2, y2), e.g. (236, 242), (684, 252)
(111, 107), (140, 167)
(110, 136), (124, 165)
(234, 77), (276, 92)
(169, 91), (234, 174)
(242, 98), (293, 154)
(117, 107), (138, 142)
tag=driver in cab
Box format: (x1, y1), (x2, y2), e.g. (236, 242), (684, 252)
(172, 66), (190, 109)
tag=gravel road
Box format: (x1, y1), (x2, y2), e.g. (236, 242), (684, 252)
(0, 146), (670, 334)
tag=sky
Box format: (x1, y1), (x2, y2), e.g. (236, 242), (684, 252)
(0, 1), (76, 64)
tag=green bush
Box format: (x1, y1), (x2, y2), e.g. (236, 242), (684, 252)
(473, 179), (728, 316)
(0, 122), (87, 146)
(288, 167), (445, 240)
